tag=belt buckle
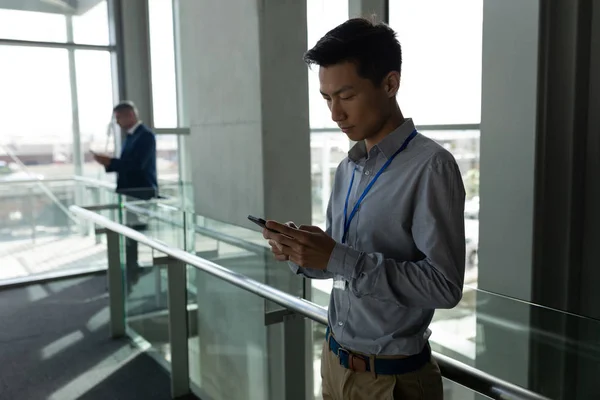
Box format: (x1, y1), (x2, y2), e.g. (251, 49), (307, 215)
(337, 347), (349, 360)
(337, 348), (368, 373)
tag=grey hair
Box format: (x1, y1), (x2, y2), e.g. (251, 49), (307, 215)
(113, 100), (138, 115)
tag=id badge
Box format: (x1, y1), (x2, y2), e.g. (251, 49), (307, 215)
(333, 275), (347, 290)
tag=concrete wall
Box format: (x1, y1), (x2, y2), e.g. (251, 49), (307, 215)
(175, 1), (310, 399)
(177, 0), (311, 230)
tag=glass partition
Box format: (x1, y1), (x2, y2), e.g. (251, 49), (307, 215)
(311, 276), (600, 400)
(187, 265), (287, 400)
(76, 192), (600, 400)
(0, 179), (111, 283)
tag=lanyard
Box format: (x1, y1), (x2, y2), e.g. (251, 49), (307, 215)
(342, 129), (418, 244)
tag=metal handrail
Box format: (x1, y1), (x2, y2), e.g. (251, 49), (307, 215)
(72, 175), (118, 191)
(0, 177), (74, 186)
(69, 205), (550, 400)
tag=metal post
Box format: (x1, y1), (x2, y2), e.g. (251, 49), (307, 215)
(92, 188), (102, 244)
(106, 230), (125, 338)
(283, 314), (307, 400)
(28, 186), (36, 243)
(265, 309), (308, 400)
(167, 259), (190, 397)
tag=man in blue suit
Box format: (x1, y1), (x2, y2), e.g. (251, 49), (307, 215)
(93, 101), (158, 200)
(93, 101), (157, 290)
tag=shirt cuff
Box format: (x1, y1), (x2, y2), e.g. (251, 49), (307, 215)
(287, 261), (302, 275)
(326, 242), (361, 279)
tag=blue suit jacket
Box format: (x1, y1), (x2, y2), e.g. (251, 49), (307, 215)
(105, 124), (158, 200)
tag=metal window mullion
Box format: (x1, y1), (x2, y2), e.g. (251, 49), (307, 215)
(172, 0), (190, 183)
(66, 16), (86, 235)
(143, 0), (156, 129)
(107, 0), (125, 155)
(0, 38), (113, 51)
(310, 123), (482, 134)
(66, 16), (83, 178)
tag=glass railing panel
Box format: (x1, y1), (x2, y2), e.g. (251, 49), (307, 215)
(192, 214), (303, 298)
(186, 264), (287, 400)
(309, 320), (492, 400)
(310, 268), (600, 399)
(123, 238), (171, 366)
(441, 379), (492, 400)
(0, 179), (108, 283)
(429, 288), (600, 399)
(131, 202), (186, 248)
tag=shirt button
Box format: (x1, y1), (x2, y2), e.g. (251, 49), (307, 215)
(365, 170), (370, 176)
(338, 321), (344, 326)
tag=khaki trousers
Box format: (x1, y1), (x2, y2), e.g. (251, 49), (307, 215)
(321, 341), (444, 400)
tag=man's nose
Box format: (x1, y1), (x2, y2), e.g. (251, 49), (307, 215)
(330, 100), (346, 122)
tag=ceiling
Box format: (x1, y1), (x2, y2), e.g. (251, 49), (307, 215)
(0, 0), (104, 16)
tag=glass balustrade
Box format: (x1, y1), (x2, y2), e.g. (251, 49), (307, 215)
(83, 194), (600, 400)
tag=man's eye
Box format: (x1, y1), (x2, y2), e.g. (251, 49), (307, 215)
(340, 95), (355, 101)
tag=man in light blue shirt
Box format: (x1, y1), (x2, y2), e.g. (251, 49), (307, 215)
(263, 18), (465, 399)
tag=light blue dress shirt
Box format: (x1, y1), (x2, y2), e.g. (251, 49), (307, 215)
(290, 118), (466, 356)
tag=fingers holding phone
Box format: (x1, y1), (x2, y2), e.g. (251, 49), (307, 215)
(248, 215), (297, 261)
(268, 239), (289, 261)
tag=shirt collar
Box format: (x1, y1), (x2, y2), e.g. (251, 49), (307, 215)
(127, 121), (142, 135)
(348, 118), (417, 163)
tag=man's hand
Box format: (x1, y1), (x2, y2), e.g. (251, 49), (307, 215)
(267, 221), (296, 262)
(263, 221), (336, 270)
(92, 152), (112, 167)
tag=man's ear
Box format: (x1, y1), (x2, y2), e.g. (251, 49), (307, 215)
(383, 71), (400, 98)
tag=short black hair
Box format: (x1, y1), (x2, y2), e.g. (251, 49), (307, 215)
(304, 18), (401, 86)
(113, 101), (137, 114)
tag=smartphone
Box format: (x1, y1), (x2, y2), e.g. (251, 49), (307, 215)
(247, 215), (266, 228)
(248, 215), (279, 233)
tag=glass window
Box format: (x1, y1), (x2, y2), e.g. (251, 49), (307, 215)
(389, 1), (483, 283)
(0, 46), (73, 178)
(72, 0), (110, 45)
(156, 135), (179, 182)
(421, 129), (480, 283)
(389, 0), (483, 125)
(307, 0), (349, 130)
(148, 0), (178, 128)
(307, 0), (349, 228)
(75, 50), (116, 178)
(0, 9), (67, 43)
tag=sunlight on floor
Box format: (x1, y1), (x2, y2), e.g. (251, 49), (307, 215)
(42, 330), (85, 360)
(48, 344), (136, 400)
(86, 306), (110, 332)
(0, 235), (106, 282)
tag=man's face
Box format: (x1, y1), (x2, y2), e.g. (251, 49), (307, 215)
(319, 62), (392, 142)
(114, 110), (137, 130)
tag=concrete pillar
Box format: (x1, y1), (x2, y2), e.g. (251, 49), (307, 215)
(110, 0), (153, 142)
(176, 1), (310, 399)
(177, 0), (311, 229)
